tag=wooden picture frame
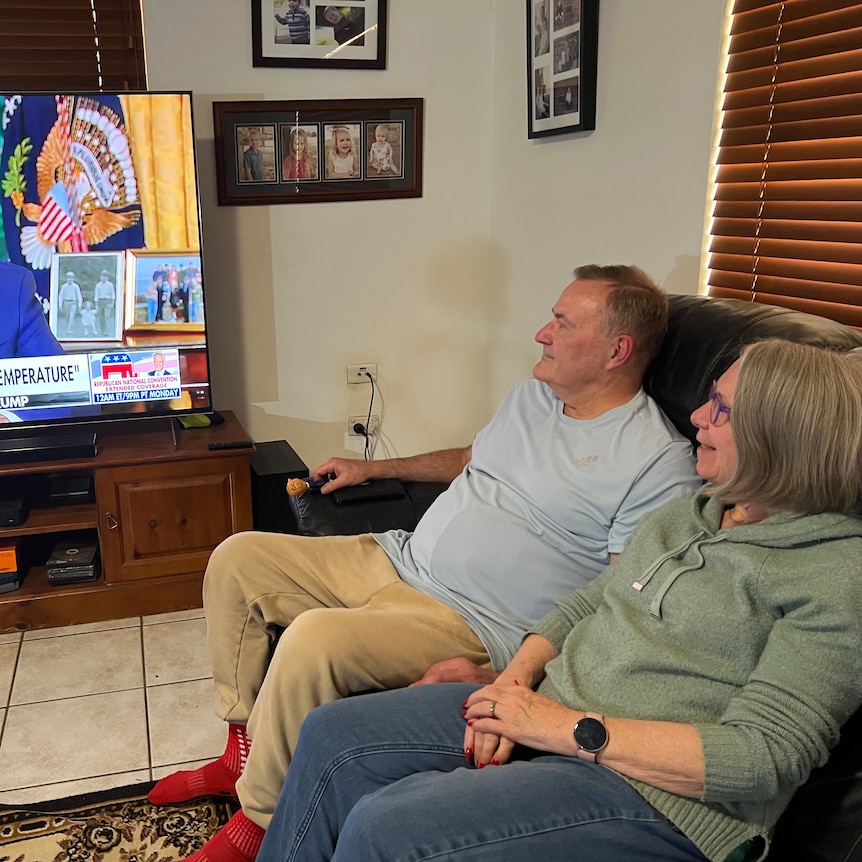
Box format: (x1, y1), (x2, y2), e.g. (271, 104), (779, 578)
(124, 250), (205, 333)
(213, 98), (423, 205)
(252, 0), (387, 70)
(49, 251), (125, 343)
(527, 0), (599, 138)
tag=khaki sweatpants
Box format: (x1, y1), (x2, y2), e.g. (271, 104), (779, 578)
(202, 530), (490, 829)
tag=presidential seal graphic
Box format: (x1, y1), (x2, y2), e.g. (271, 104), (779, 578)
(3, 94), (141, 270)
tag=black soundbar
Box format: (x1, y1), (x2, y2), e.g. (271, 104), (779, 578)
(0, 433), (98, 464)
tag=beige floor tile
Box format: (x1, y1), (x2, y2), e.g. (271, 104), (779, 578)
(143, 607), (204, 625)
(0, 689), (148, 791)
(0, 632), (21, 645)
(23, 617), (140, 639)
(11, 627), (143, 705)
(147, 678), (226, 768)
(0, 642), (18, 706)
(143, 617), (210, 686)
(0, 769), (151, 805)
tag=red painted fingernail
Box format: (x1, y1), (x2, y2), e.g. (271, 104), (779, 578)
(461, 710), (467, 717)
(478, 762), (485, 769)
(461, 700), (468, 707)
(491, 759), (500, 765)
(467, 720), (474, 726)
(465, 748), (472, 760)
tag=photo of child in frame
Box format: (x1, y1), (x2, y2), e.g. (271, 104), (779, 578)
(365, 121), (403, 179)
(534, 0), (550, 57)
(323, 123), (361, 180)
(315, 5), (366, 46)
(535, 68), (550, 120)
(273, 0), (312, 45)
(49, 251), (124, 343)
(237, 125), (277, 183)
(555, 0), (581, 29)
(554, 31), (579, 74)
(555, 75), (579, 115)
(281, 123), (320, 181)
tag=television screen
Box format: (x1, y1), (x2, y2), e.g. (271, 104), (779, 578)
(0, 91), (211, 430)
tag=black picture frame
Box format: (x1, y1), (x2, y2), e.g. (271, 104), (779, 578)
(527, 0), (599, 138)
(213, 98), (423, 206)
(252, 1), (387, 70)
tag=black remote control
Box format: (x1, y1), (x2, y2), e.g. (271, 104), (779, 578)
(208, 440), (254, 450)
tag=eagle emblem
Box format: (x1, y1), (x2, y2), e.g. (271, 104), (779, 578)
(5, 95), (141, 269)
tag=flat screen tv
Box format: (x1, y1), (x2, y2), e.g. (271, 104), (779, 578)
(0, 91), (211, 439)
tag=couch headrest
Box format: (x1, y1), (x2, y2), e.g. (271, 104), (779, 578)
(644, 295), (862, 446)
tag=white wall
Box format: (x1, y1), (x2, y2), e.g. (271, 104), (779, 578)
(141, 0), (724, 468)
(486, 1), (725, 398)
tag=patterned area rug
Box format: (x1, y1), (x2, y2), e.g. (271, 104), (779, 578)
(0, 782), (237, 862)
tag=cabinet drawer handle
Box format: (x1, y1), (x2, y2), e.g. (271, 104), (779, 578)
(105, 512), (119, 530)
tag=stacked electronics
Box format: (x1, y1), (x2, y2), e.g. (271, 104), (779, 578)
(0, 538), (21, 593)
(46, 537), (99, 584)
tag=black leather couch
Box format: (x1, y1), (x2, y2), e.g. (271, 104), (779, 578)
(289, 294), (862, 862)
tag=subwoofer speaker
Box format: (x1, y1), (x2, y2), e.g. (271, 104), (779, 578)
(249, 440), (309, 534)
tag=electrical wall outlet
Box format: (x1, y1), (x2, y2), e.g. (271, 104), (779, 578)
(344, 432), (365, 454)
(348, 415), (380, 436)
(346, 363), (378, 383)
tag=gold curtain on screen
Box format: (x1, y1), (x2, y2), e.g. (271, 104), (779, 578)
(120, 93), (200, 250)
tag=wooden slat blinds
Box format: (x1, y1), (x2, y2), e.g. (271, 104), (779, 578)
(707, 0), (862, 326)
(0, 0), (146, 92)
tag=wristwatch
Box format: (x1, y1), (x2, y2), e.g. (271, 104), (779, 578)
(573, 713), (608, 762)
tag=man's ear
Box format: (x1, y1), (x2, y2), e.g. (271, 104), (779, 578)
(608, 333), (635, 369)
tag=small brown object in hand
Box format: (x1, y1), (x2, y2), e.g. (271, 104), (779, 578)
(286, 477), (310, 497)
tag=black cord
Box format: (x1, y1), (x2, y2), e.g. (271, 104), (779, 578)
(364, 371), (375, 460)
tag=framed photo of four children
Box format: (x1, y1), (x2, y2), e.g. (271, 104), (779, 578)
(213, 99), (423, 206)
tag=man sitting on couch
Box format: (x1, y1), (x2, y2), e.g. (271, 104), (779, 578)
(149, 264), (703, 862)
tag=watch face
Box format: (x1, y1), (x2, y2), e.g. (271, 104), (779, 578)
(574, 716), (607, 752)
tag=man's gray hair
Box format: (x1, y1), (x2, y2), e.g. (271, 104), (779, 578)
(574, 264), (667, 367)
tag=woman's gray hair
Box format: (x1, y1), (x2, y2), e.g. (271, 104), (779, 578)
(710, 339), (862, 515)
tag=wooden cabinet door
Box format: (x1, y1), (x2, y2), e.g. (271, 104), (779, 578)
(96, 455), (252, 583)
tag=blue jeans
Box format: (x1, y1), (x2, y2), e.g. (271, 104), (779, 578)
(257, 683), (709, 862)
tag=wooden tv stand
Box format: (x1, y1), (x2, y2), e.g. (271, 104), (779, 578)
(0, 411), (254, 633)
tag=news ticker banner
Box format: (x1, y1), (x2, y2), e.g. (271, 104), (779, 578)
(0, 348), (181, 410)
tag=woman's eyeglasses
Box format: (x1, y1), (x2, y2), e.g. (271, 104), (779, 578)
(709, 380), (732, 426)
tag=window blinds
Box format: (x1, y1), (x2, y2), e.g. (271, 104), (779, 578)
(0, 0), (146, 92)
(707, 0), (862, 326)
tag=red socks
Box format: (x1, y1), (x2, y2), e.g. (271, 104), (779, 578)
(185, 811), (265, 862)
(148, 722), (250, 805)
(147, 725), (263, 860)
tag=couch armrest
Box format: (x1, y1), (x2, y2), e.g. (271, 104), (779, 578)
(647, 295), (862, 447)
(767, 705), (862, 860)
(289, 480), (449, 537)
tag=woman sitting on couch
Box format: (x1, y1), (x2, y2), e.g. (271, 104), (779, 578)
(257, 339), (862, 862)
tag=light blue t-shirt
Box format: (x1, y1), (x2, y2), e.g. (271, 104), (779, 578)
(374, 379), (701, 669)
